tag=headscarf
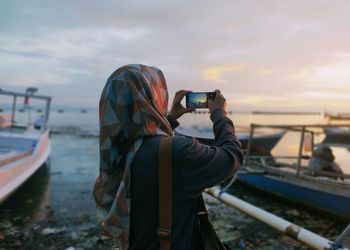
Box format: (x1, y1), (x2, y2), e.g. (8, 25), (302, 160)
(93, 64), (173, 249)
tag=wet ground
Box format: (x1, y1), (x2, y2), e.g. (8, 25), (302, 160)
(0, 134), (349, 250)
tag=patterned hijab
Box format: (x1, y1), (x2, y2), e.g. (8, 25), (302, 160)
(93, 64), (173, 249)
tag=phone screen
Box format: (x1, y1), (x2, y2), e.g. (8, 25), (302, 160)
(186, 92), (216, 109)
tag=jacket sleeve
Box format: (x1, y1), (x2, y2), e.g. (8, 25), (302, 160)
(182, 109), (244, 197)
(166, 114), (180, 130)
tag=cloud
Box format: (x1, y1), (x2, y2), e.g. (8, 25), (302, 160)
(292, 59), (350, 88)
(1, 0), (350, 111)
(202, 64), (248, 82)
(255, 68), (278, 76)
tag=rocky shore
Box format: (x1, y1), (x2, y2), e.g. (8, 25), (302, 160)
(1, 182), (348, 250)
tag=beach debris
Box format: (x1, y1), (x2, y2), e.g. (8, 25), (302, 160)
(238, 239), (246, 249)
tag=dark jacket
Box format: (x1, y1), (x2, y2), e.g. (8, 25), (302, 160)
(129, 109), (244, 250)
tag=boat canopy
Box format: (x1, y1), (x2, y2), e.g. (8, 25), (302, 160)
(0, 87), (51, 125)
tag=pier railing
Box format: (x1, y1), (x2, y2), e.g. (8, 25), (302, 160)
(0, 88), (52, 125)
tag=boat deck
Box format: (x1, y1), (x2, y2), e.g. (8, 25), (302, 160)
(0, 150), (33, 167)
(0, 127), (39, 167)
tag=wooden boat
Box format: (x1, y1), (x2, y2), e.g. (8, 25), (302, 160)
(0, 88), (51, 204)
(175, 126), (285, 155)
(239, 124), (350, 219)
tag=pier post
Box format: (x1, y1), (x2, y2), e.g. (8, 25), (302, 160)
(296, 126), (305, 176)
(244, 124), (255, 165)
(11, 95), (17, 124)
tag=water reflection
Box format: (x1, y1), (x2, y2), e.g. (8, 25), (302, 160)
(0, 163), (51, 225)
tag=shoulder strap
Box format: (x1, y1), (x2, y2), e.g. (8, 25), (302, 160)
(158, 136), (173, 250)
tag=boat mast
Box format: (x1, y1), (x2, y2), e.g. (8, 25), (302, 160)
(11, 95), (17, 124)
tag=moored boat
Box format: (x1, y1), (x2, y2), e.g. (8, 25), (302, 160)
(240, 123), (350, 219)
(175, 126), (285, 155)
(0, 88), (52, 204)
(323, 127), (350, 144)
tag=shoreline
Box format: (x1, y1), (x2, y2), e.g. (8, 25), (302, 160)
(1, 172), (348, 249)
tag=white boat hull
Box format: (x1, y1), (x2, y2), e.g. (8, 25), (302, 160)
(0, 129), (51, 204)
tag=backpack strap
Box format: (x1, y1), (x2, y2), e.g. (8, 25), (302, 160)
(158, 137), (173, 250)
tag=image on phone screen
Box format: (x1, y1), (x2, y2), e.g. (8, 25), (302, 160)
(186, 92), (214, 109)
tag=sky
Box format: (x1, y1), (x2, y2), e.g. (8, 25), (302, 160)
(1, 0), (350, 112)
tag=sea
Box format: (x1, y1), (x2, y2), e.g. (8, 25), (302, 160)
(0, 107), (349, 249)
(46, 108), (350, 174)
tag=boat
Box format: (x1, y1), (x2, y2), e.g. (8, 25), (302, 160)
(239, 123), (350, 219)
(0, 88), (52, 204)
(175, 126), (285, 155)
(323, 127), (350, 144)
(325, 112), (350, 121)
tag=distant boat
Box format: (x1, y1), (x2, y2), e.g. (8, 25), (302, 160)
(239, 124), (350, 219)
(0, 88), (52, 204)
(323, 127), (350, 144)
(57, 109), (64, 113)
(175, 126), (284, 155)
(325, 112), (350, 121)
(80, 109), (87, 113)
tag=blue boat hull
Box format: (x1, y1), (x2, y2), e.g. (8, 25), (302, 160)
(237, 172), (350, 219)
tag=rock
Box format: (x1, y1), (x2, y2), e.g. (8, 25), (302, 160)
(14, 240), (22, 247)
(65, 247), (76, 250)
(286, 209), (300, 217)
(0, 220), (12, 229)
(13, 216), (22, 221)
(70, 232), (79, 240)
(59, 208), (68, 214)
(41, 227), (67, 235)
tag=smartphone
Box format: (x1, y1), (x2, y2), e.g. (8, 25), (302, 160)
(186, 92), (216, 109)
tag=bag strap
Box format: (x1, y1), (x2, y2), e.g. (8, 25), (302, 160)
(196, 195), (228, 250)
(158, 137), (173, 250)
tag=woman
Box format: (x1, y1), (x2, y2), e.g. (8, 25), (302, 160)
(93, 64), (244, 250)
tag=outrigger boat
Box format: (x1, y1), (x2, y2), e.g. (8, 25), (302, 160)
(240, 124), (350, 219)
(0, 88), (51, 204)
(181, 123), (350, 218)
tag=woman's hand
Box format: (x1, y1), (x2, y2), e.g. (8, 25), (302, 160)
(169, 90), (195, 120)
(208, 90), (227, 113)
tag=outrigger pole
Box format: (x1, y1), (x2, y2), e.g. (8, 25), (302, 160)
(206, 186), (349, 250)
